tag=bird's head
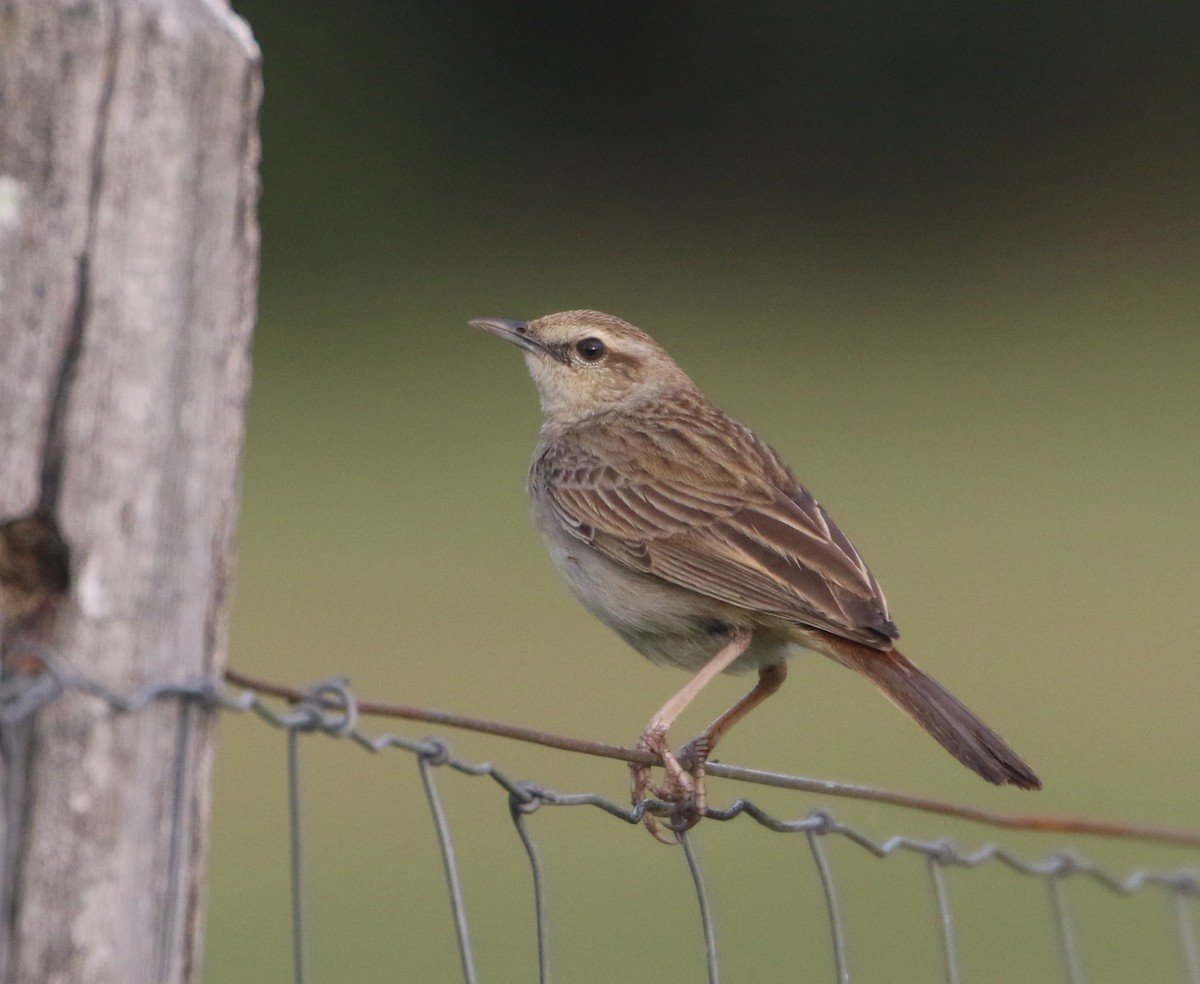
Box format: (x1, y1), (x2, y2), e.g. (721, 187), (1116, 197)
(471, 310), (695, 428)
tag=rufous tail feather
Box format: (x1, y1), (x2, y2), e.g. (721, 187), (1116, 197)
(819, 635), (1041, 790)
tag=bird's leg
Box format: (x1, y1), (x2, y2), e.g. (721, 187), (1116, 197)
(631, 628), (753, 839)
(677, 662), (787, 813)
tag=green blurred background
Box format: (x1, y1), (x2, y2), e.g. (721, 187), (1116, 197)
(207, 3), (1199, 981)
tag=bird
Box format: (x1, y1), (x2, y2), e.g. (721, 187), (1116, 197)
(472, 309), (1040, 836)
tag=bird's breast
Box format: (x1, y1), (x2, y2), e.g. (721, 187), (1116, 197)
(532, 496), (794, 673)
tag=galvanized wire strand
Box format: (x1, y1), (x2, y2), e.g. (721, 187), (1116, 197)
(234, 675), (1149, 984)
(679, 830), (720, 984)
(927, 850), (961, 984)
(9, 668), (1194, 901)
(703, 801), (1200, 898)
(806, 825), (850, 984)
(417, 740), (479, 984)
(286, 728), (307, 984)
(281, 681), (360, 984)
(9, 665), (1200, 984)
(1048, 872), (1088, 984)
(509, 789), (551, 984)
(18, 660), (1199, 849)
(156, 700), (193, 982)
(223, 667), (1200, 850)
(1174, 891), (1200, 984)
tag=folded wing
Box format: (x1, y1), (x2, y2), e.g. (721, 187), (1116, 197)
(534, 402), (898, 649)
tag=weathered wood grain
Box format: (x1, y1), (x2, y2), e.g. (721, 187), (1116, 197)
(0, 0), (260, 980)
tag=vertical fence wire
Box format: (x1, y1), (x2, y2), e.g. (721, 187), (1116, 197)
(509, 795), (550, 984)
(155, 699), (192, 981)
(679, 829), (720, 984)
(1174, 889), (1200, 984)
(927, 851), (961, 984)
(1048, 872), (1087, 984)
(807, 826), (851, 984)
(417, 744), (479, 984)
(286, 728), (307, 984)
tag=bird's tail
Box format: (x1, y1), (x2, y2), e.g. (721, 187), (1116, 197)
(817, 634), (1041, 790)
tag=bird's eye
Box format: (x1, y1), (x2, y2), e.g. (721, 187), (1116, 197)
(575, 337), (607, 362)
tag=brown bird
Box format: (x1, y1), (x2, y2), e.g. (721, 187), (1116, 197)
(473, 310), (1040, 835)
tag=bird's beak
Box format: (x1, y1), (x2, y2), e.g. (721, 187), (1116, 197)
(470, 317), (550, 358)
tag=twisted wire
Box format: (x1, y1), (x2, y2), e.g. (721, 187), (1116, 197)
(4, 667), (1198, 984)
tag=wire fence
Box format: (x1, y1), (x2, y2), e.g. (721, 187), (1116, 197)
(2, 662), (1198, 984)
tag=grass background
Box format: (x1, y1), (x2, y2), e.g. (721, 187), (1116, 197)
(206, 3), (1199, 980)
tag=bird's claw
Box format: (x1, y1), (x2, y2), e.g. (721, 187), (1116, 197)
(675, 734), (712, 773)
(631, 726), (705, 842)
(676, 733), (715, 815)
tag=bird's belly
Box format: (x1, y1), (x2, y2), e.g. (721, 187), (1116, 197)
(542, 530), (796, 674)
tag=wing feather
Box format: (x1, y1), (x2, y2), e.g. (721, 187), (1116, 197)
(533, 397), (897, 647)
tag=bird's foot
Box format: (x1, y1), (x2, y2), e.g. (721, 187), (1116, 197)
(676, 733), (715, 815)
(675, 733), (712, 773)
(631, 725), (702, 843)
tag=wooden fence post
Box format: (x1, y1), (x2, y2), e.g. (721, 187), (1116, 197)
(0, 0), (260, 980)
